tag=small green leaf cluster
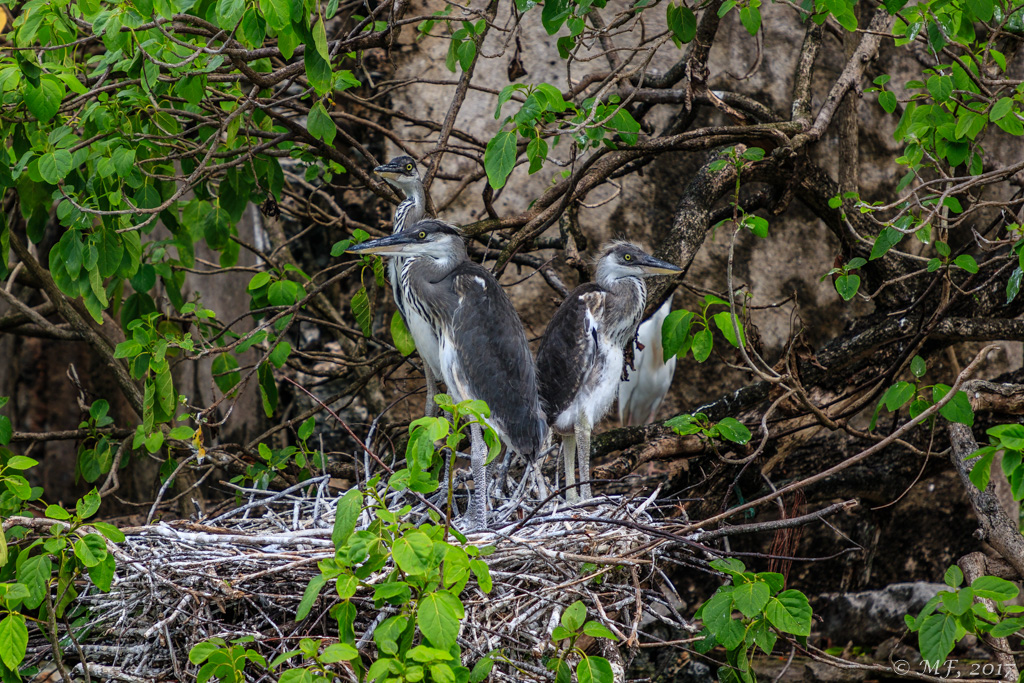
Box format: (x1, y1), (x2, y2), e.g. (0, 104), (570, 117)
(0, 400), (43, 519)
(710, 147), (769, 238)
(539, 0), (608, 58)
(718, 0), (762, 36)
(660, 295), (747, 363)
(546, 600), (619, 683)
(869, 354), (974, 430)
(693, 559), (812, 683)
(965, 423), (1024, 496)
(112, 311), (198, 450)
(1003, 224), (1023, 304)
(665, 413), (752, 446)
(820, 257), (866, 301)
(189, 636), (266, 683)
(443, 19), (487, 73)
(485, 85), (638, 190)
(293, 478), (496, 683)
(0, 485), (124, 678)
(391, 395), (501, 510)
(75, 399), (116, 483)
(330, 230), (384, 338)
(906, 566), (1024, 669)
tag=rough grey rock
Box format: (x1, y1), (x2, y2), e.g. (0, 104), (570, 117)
(818, 582), (945, 644)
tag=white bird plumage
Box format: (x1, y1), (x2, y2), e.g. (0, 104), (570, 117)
(618, 297), (676, 426)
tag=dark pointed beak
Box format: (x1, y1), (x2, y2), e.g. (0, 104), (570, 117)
(346, 232), (419, 256)
(374, 162), (402, 180)
(638, 254), (683, 275)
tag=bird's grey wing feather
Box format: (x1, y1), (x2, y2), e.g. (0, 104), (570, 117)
(446, 263), (546, 455)
(536, 283), (606, 425)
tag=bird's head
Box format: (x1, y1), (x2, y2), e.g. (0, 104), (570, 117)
(374, 155), (421, 193)
(346, 219), (465, 261)
(595, 242), (682, 283)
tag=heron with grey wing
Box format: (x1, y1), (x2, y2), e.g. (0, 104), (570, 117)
(536, 242), (681, 503)
(374, 156), (441, 416)
(347, 219), (546, 529)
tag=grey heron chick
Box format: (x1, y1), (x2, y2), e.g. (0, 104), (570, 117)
(536, 243), (681, 503)
(618, 297), (677, 426)
(348, 219), (546, 529)
(374, 156), (439, 415)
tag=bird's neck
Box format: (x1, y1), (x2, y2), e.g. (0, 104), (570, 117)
(600, 275), (647, 347)
(394, 184), (426, 232)
(406, 248), (464, 286)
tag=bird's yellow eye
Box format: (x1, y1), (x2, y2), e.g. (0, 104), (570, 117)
(418, 231), (427, 239)
(624, 253), (632, 261)
(406, 163), (414, 171)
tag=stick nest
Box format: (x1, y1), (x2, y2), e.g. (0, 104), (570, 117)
(29, 479), (711, 682)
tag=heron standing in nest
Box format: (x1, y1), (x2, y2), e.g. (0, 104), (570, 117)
(536, 242), (681, 503)
(348, 219), (546, 529)
(374, 156), (441, 415)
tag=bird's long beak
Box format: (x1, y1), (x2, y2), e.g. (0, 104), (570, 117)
(374, 162), (402, 180)
(638, 254), (683, 275)
(346, 232), (419, 256)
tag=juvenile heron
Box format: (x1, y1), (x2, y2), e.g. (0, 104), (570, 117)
(536, 242), (681, 503)
(618, 297), (677, 426)
(348, 219), (546, 528)
(374, 156), (439, 414)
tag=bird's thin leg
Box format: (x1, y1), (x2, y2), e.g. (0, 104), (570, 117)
(467, 423), (488, 530)
(575, 415), (592, 501)
(562, 432), (578, 504)
(424, 365), (438, 418)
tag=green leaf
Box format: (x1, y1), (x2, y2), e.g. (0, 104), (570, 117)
(352, 286), (372, 336)
(932, 385), (974, 426)
(910, 355), (927, 378)
(469, 559), (492, 593)
(0, 613), (28, 670)
(258, 362), (278, 417)
(577, 655), (614, 683)
(927, 75), (952, 103)
(989, 424), (1024, 450)
(562, 600), (587, 631)
(714, 417), (751, 445)
(666, 2), (697, 43)
(189, 640), (223, 665)
(966, 0), (993, 21)
(971, 575), (1019, 601)
(469, 656), (494, 683)
(6, 455), (37, 470)
(918, 613), (957, 666)
(712, 311), (745, 348)
(870, 226), (902, 260)
(212, 353), (241, 394)
(484, 131), (517, 190)
(391, 311), (416, 356)
(19, 555), (53, 610)
(296, 573), (327, 620)
(304, 47), (332, 96)
(764, 590), (812, 636)
(73, 533), (108, 567)
(332, 488), (362, 549)
(834, 273), (860, 300)
(320, 643), (359, 663)
(583, 621), (619, 641)
(661, 310), (693, 360)
(392, 531), (435, 575)
(732, 580), (771, 618)
(990, 616), (1024, 638)
(969, 447), (995, 490)
(691, 328), (713, 362)
(878, 90), (897, 113)
(990, 97), (1013, 121)
(37, 149), (73, 184)
(77, 488), (102, 519)
(307, 101), (336, 145)
(91, 521), (126, 543)
(417, 591), (464, 650)
(941, 587), (974, 615)
(953, 254), (978, 273)
(24, 75), (65, 122)
(738, 4), (760, 35)
(883, 381), (915, 412)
